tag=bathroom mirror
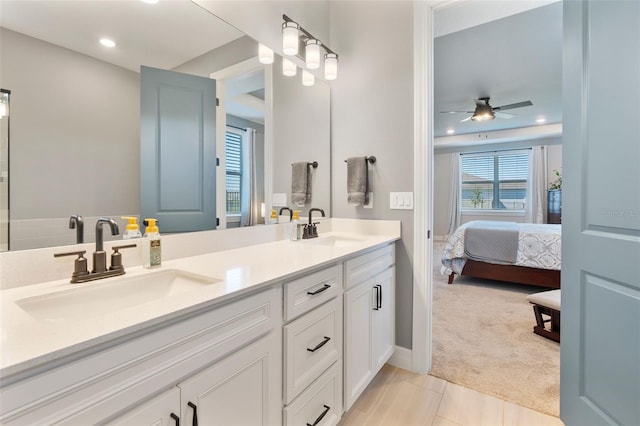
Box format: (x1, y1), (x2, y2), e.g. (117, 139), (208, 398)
(0, 0), (331, 251)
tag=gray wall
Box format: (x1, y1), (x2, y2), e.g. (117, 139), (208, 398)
(272, 55), (331, 218)
(330, 1), (415, 349)
(1, 28), (140, 220)
(173, 36), (257, 78)
(433, 138), (563, 237)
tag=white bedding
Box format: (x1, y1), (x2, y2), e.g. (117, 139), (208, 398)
(441, 221), (562, 275)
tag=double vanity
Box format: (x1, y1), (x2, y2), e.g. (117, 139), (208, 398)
(0, 219), (400, 425)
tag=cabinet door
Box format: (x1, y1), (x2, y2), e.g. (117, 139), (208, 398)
(372, 267), (395, 372)
(178, 332), (281, 426)
(106, 387), (181, 426)
(343, 279), (375, 410)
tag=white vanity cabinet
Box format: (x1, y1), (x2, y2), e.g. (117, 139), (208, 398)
(343, 244), (395, 410)
(282, 264), (344, 426)
(1, 287), (282, 426)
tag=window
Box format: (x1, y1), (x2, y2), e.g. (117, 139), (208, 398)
(460, 150), (529, 211)
(225, 128), (242, 214)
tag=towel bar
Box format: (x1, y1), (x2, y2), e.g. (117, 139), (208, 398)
(343, 156), (376, 164)
(291, 161), (318, 168)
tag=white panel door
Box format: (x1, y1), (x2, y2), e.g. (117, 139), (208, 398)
(343, 280), (375, 410)
(373, 267), (395, 372)
(178, 333), (281, 426)
(561, 2), (640, 425)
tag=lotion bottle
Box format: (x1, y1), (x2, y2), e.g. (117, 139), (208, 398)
(121, 216), (142, 239)
(142, 218), (161, 268)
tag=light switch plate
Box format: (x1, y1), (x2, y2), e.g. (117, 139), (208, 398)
(364, 192), (373, 209)
(272, 193), (287, 207)
(390, 192), (414, 210)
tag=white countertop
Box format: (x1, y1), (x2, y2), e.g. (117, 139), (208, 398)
(0, 230), (399, 379)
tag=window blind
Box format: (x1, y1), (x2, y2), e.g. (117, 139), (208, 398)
(225, 130), (242, 214)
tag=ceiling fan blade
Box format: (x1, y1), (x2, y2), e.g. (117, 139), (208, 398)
(440, 111), (474, 114)
(460, 116), (473, 122)
(494, 100), (533, 111)
(495, 112), (514, 119)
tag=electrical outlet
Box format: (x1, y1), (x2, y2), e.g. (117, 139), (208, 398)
(272, 193), (287, 207)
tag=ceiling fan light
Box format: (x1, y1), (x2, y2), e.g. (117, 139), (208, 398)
(305, 39), (321, 69)
(282, 22), (299, 56)
(258, 43), (274, 64)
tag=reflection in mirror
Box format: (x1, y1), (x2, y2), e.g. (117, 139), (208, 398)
(0, 0), (330, 251)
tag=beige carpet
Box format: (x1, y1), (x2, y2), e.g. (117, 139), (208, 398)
(431, 244), (560, 417)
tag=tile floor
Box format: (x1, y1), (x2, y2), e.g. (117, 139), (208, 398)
(338, 364), (564, 426)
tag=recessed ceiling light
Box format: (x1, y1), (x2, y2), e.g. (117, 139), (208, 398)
(536, 118), (547, 124)
(99, 38), (116, 48)
(140, 0), (159, 4)
(447, 129), (455, 135)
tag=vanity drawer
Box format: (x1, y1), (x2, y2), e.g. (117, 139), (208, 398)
(344, 244), (394, 289)
(284, 297), (342, 404)
(284, 361), (343, 426)
(284, 264), (342, 321)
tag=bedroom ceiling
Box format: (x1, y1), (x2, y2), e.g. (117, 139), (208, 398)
(434, 2), (563, 138)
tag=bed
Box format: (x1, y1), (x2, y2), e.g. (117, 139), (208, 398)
(441, 221), (561, 289)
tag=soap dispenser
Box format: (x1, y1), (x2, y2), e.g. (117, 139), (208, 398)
(142, 218), (161, 268)
(121, 216), (142, 239)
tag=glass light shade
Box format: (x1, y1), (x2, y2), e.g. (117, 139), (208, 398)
(324, 53), (338, 80)
(302, 70), (315, 86)
(0, 102), (6, 118)
(305, 39), (321, 69)
(282, 58), (297, 76)
(282, 22), (299, 56)
(258, 43), (274, 64)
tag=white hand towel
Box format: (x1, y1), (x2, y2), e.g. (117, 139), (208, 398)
(347, 157), (369, 206)
(291, 162), (311, 206)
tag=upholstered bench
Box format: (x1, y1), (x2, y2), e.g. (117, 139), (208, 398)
(526, 289), (561, 342)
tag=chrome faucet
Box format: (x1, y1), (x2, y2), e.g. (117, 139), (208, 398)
(303, 208), (325, 239)
(54, 217), (136, 283)
(69, 214), (84, 244)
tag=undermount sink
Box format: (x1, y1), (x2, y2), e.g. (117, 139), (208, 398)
(302, 235), (366, 248)
(16, 269), (222, 322)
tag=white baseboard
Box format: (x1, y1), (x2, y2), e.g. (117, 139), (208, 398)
(387, 346), (412, 371)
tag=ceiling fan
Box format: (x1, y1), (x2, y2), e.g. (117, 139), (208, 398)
(441, 97), (533, 122)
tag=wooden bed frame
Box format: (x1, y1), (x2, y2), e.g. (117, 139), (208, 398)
(447, 259), (561, 289)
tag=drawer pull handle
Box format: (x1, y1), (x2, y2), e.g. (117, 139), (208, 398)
(307, 405), (331, 426)
(170, 413), (180, 426)
(307, 284), (331, 296)
(188, 401), (198, 426)
(307, 336), (331, 352)
(377, 284), (382, 309)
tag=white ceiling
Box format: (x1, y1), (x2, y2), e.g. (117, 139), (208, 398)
(0, 0), (244, 72)
(434, 1), (563, 138)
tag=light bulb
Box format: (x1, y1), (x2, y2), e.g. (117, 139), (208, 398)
(258, 43), (274, 64)
(282, 22), (299, 56)
(99, 38), (116, 48)
(324, 53), (338, 80)
(305, 39), (321, 69)
(282, 58), (297, 77)
(302, 70), (315, 87)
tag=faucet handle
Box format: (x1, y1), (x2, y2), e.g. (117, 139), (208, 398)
(54, 250), (89, 283)
(109, 244), (137, 272)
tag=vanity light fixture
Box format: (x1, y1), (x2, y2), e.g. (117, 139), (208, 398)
(0, 90), (9, 119)
(282, 21), (300, 56)
(282, 15), (339, 81)
(99, 38), (116, 48)
(324, 53), (338, 80)
(302, 70), (315, 87)
(283, 58), (297, 77)
(305, 39), (321, 69)
(258, 43), (274, 64)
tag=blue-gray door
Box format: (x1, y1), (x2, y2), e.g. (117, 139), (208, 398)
(140, 66), (217, 233)
(561, 2), (640, 425)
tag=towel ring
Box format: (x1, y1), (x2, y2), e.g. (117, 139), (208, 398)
(343, 156), (376, 164)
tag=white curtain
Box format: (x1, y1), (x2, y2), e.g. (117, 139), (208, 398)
(446, 154), (461, 238)
(240, 128), (260, 226)
(527, 145), (547, 223)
